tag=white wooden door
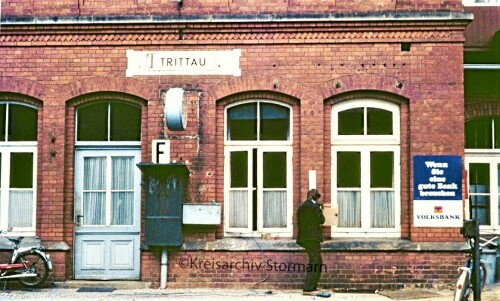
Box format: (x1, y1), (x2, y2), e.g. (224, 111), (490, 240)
(74, 149), (141, 279)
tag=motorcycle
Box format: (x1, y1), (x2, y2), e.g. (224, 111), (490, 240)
(0, 229), (52, 287)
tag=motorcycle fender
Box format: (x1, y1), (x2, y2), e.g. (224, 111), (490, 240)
(14, 249), (53, 271)
(34, 250), (53, 271)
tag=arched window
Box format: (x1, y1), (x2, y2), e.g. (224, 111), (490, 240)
(226, 101), (290, 142)
(331, 100), (400, 237)
(76, 101), (141, 142)
(0, 102), (38, 235)
(465, 116), (500, 233)
(224, 100), (293, 237)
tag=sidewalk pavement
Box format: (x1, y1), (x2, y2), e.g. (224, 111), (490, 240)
(0, 282), (499, 300)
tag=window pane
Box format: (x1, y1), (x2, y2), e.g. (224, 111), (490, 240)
(367, 108), (392, 135)
(465, 117), (492, 149)
(9, 104), (37, 141)
(371, 152), (393, 188)
(227, 103), (257, 140)
(338, 191), (361, 227)
(112, 157), (134, 190)
(0, 104), (6, 141)
(371, 191), (394, 228)
(471, 195), (490, 225)
(111, 192), (134, 225)
(263, 152), (286, 188)
(337, 152), (360, 188)
(338, 108), (363, 135)
(494, 117), (500, 149)
(83, 192), (106, 225)
(110, 102), (141, 141)
(84, 157), (106, 190)
(469, 163), (489, 193)
(260, 103), (290, 140)
(229, 191), (248, 228)
(230, 151), (248, 188)
(77, 102), (108, 141)
(469, 163), (490, 226)
(9, 191), (33, 228)
(10, 153), (33, 188)
(263, 191), (287, 228)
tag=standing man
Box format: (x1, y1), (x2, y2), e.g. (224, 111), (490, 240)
(296, 189), (330, 297)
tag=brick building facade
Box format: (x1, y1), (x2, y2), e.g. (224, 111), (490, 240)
(0, 0), (496, 291)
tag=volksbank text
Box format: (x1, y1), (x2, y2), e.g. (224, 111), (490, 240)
(178, 257), (327, 273)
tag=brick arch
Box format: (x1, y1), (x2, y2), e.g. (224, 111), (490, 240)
(318, 74), (412, 101)
(0, 77), (47, 102)
(0, 91), (43, 108)
(61, 76), (158, 102)
(66, 90), (147, 107)
(465, 102), (500, 120)
(207, 75), (315, 103)
(217, 90), (300, 107)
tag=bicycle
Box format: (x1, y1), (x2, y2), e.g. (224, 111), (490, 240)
(453, 234), (494, 301)
(0, 229), (52, 288)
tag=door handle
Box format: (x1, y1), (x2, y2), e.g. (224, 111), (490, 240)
(76, 214), (84, 226)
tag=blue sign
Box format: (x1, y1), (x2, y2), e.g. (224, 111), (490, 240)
(413, 155), (462, 201)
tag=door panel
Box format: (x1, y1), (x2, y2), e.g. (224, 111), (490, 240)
(74, 149), (140, 279)
(80, 240), (105, 270)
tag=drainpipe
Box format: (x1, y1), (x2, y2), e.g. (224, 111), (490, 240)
(160, 248), (168, 288)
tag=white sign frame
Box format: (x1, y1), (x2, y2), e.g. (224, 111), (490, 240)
(126, 49), (241, 77)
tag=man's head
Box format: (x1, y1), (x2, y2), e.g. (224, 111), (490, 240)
(307, 189), (321, 201)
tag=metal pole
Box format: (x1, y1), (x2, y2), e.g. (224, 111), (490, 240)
(160, 248), (168, 289)
(473, 219), (481, 301)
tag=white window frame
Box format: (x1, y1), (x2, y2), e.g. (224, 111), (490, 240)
(224, 100), (293, 237)
(0, 101), (38, 236)
(331, 100), (401, 237)
(75, 101), (141, 148)
(463, 0), (500, 6)
(74, 147), (141, 233)
(465, 154), (500, 233)
(0, 146), (38, 236)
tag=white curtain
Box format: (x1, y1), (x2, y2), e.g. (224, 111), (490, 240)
(338, 191), (361, 227)
(9, 190), (33, 227)
(111, 157), (134, 225)
(83, 192), (105, 225)
(229, 190), (248, 228)
(263, 190), (286, 228)
(371, 191), (394, 228)
(83, 157), (106, 225)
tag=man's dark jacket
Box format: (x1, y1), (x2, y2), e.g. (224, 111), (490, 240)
(296, 199), (325, 247)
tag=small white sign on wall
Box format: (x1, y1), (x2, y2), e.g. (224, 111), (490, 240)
(152, 140), (170, 163)
(126, 49), (241, 77)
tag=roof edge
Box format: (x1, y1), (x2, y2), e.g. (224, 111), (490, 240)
(0, 11), (474, 26)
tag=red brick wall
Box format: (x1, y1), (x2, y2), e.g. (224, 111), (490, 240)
(151, 250), (466, 290)
(1, 0), (465, 17)
(0, 3), (469, 288)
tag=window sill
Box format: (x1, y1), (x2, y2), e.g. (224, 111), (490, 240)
(0, 237), (70, 251)
(178, 237), (469, 252)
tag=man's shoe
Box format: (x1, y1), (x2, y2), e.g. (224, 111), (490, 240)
(302, 290), (319, 295)
(316, 291), (331, 298)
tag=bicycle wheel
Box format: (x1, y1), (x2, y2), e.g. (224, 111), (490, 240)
(15, 253), (50, 287)
(479, 262), (487, 290)
(454, 270), (470, 301)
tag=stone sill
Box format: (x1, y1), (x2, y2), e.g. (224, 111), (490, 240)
(0, 237), (70, 252)
(179, 238), (469, 253)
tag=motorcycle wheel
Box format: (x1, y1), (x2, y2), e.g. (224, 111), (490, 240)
(15, 253), (50, 287)
(454, 270), (470, 301)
